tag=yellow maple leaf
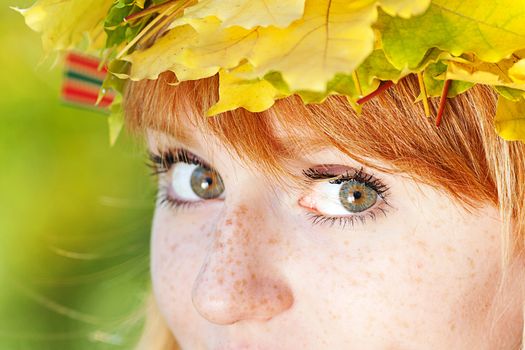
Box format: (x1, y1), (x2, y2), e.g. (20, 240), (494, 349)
(207, 65), (287, 116)
(494, 98), (525, 142)
(379, 0), (430, 18)
(446, 59), (525, 92)
(13, 0), (112, 54)
(509, 59), (525, 84)
(183, 0), (306, 28)
(180, 0), (431, 92)
(122, 24), (218, 81)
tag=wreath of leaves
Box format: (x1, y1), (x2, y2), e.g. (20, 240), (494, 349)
(15, 0), (525, 143)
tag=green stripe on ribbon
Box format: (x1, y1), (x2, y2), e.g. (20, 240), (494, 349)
(65, 70), (104, 87)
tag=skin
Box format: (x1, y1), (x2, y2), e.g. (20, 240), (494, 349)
(148, 121), (524, 350)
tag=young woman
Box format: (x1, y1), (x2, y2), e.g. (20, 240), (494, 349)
(125, 72), (525, 349)
(18, 0), (525, 348)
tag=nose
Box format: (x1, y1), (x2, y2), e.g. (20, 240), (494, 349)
(191, 204), (294, 325)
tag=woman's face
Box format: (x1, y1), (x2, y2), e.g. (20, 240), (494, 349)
(148, 120), (522, 350)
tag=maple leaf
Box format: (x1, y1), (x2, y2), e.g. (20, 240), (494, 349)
(418, 61), (473, 98)
(122, 23), (219, 81)
(509, 59), (525, 84)
(207, 65), (287, 116)
(379, 0), (525, 70)
(182, 0), (306, 28)
(445, 57), (525, 93)
(178, 0), (431, 92)
(13, 0), (113, 54)
(378, 0), (430, 18)
(494, 97), (525, 142)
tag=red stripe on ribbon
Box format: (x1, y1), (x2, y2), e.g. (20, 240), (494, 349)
(65, 52), (108, 74)
(62, 83), (114, 108)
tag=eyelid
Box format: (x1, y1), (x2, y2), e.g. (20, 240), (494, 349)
(148, 148), (211, 175)
(302, 165), (390, 198)
(300, 165), (393, 227)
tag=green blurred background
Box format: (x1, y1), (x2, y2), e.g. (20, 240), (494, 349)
(1, 1), (155, 349)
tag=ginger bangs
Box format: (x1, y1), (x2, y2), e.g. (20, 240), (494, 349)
(123, 71), (521, 215)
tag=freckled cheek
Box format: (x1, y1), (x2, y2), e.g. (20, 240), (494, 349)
(150, 209), (212, 330)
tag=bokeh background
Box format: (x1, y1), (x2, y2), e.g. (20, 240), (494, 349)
(1, 1), (155, 349)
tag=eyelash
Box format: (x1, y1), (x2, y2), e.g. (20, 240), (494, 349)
(148, 149), (393, 228)
(147, 149), (209, 211)
(302, 167), (393, 228)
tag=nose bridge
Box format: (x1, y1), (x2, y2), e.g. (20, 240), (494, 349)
(191, 203), (294, 325)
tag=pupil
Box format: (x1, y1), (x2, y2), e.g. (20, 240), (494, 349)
(339, 180), (377, 213)
(191, 166), (225, 199)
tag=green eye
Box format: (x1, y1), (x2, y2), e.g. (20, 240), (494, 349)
(338, 180), (377, 213)
(190, 166), (225, 199)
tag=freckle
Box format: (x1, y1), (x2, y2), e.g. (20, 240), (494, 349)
(267, 238), (278, 244)
(445, 245), (456, 253)
(415, 240), (428, 251)
(252, 273), (257, 280)
(225, 219), (233, 226)
(344, 240), (349, 246)
(217, 277), (224, 285)
(467, 257), (475, 269)
(414, 276), (423, 284)
(169, 244), (177, 252)
(235, 260), (241, 265)
(277, 294), (283, 301)
(416, 261), (423, 269)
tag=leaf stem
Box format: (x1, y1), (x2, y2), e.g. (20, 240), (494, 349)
(436, 79), (451, 127)
(137, 0), (191, 47)
(116, 3), (178, 59)
(417, 72), (430, 117)
(352, 71), (363, 97)
(124, 0), (178, 22)
(357, 81), (394, 105)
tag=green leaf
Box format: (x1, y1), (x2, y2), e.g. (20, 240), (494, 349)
(418, 61), (473, 98)
(108, 95), (124, 146)
(379, 0), (525, 70)
(495, 86), (525, 102)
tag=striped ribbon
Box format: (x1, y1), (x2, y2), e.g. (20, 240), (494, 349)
(61, 52), (115, 111)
